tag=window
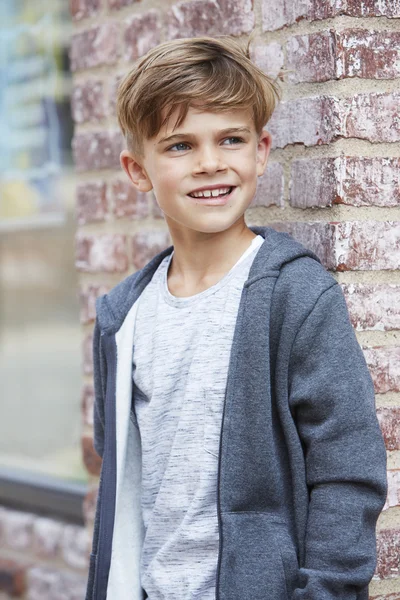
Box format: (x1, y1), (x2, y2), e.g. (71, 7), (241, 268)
(0, 0), (87, 491)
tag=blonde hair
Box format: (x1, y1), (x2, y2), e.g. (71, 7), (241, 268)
(117, 34), (282, 157)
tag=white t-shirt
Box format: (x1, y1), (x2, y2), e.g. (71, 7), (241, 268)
(132, 235), (264, 599)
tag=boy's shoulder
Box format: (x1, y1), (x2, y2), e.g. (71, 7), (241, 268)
(258, 225), (338, 306)
(257, 225), (339, 320)
(95, 227), (338, 330)
(270, 250), (340, 338)
(278, 252), (337, 297)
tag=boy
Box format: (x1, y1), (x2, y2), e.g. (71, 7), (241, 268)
(86, 36), (387, 600)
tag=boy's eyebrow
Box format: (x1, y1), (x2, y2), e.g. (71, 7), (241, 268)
(157, 126), (252, 145)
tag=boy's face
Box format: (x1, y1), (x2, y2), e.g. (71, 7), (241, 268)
(120, 105), (272, 235)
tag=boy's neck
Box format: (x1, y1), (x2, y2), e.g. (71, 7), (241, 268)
(165, 221), (258, 297)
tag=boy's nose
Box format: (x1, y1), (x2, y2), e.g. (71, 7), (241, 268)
(193, 147), (227, 174)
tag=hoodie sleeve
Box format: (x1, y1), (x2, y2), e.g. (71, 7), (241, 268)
(92, 317), (107, 458)
(288, 283), (387, 600)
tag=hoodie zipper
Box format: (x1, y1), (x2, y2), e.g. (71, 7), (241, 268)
(215, 286), (249, 600)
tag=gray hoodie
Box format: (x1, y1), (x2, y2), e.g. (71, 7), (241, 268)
(86, 224), (387, 600)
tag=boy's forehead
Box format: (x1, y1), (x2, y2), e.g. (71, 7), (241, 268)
(157, 104), (255, 138)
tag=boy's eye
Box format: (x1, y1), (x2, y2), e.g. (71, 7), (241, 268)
(169, 142), (191, 152)
(223, 136), (244, 145)
(168, 137), (244, 152)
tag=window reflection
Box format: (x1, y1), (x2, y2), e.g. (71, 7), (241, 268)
(0, 1), (86, 482)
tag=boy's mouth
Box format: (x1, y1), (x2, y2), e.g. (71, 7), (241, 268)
(187, 186), (235, 199)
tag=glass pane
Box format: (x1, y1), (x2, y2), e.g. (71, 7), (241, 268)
(0, 1), (87, 483)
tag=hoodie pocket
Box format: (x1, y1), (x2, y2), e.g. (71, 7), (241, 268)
(218, 512), (296, 600)
(279, 534), (300, 598)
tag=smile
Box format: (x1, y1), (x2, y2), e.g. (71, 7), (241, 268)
(188, 186), (234, 199)
(187, 186), (236, 206)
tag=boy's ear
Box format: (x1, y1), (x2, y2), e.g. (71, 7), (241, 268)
(120, 150), (153, 192)
(256, 130), (273, 178)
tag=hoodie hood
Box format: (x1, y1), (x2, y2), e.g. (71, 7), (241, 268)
(95, 225), (322, 334)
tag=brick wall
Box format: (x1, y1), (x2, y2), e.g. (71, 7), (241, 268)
(0, 507), (89, 599)
(70, 0), (400, 598)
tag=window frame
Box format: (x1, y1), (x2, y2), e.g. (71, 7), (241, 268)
(0, 466), (86, 525)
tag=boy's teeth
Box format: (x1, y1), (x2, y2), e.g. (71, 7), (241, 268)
(191, 187), (231, 198)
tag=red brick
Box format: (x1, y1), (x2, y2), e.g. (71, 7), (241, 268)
(287, 31), (335, 83)
(335, 157), (400, 207)
(83, 484), (98, 525)
(267, 96), (341, 148)
(2, 510), (34, 552)
(72, 131), (124, 172)
(376, 407), (400, 450)
(250, 41), (284, 80)
(71, 80), (106, 124)
(32, 518), (63, 559)
(124, 11), (162, 62)
(0, 557), (26, 596)
(109, 0), (139, 8)
(269, 93), (400, 148)
(82, 332), (93, 375)
(341, 92), (400, 143)
(109, 73), (124, 114)
(334, 222), (400, 271)
(69, 24), (120, 72)
(26, 566), (87, 600)
(270, 221), (336, 270)
(79, 284), (110, 324)
(70, 0), (100, 21)
(383, 470), (400, 511)
(167, 1), (224, 39)
(217, 0), (255, 35)
(366, 346), (400, 394)
(150, 192), (164, 220)
(61, 524), (90, 570)
(287, 28), (400, 83)
(262, 0), (311, 32)
(252, 162), (284, 208)
(290, 157), (400, 208)
(82, 434), (102, 475)
(376, 528), (400, 579)
(341, 0), (400, 18)
(290, 158), (338, 208)
(75, 233), (129, 273)
(111, 179), (150, 219)
(132, 230), (172, 270)
(127, 190), (163, 220)
(261, 0), (399, 31)
(272, 221), (400, 272)
(167, 0), (254, 39)
(341, 284), (400, 332)
(310, 0), (344, 20)
(336, 29), (400, 80)
(82, 383), (94, 427)
(76, 181), (108, 225)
